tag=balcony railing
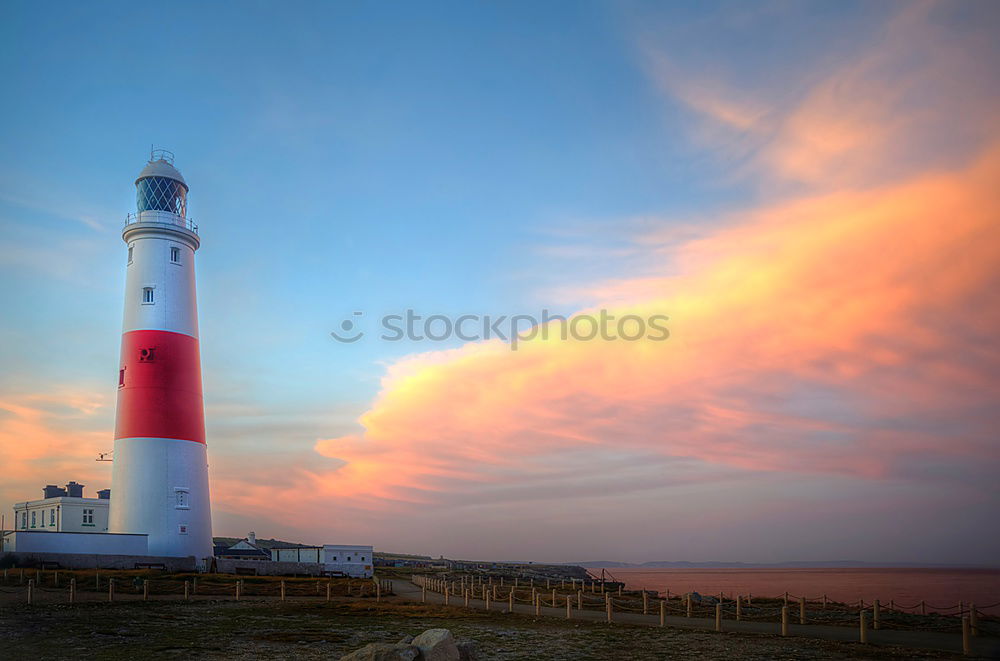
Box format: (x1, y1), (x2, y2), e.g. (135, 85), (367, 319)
(125, 211), (198, 234)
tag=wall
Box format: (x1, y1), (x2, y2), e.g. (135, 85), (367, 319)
(1, 550), (195, 571)
(216, 558), (326, 576)
(7, 531), (147, 555)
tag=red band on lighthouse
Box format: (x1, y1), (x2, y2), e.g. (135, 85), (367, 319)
(115, 328), (205, 443)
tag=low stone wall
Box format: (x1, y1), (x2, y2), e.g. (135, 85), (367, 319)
(2, 551), (197, 572)
(215, 558), (325, 576)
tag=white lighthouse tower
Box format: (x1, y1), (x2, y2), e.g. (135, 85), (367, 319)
(109, 150), (213, 563)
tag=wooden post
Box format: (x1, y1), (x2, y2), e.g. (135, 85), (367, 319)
(108, 577), (115, 602)
(27, 579), (34, 605)
(715, 603), (722, 632)
(551, 588), (556, 608)
(95, 572), (99, 591)
(421, 583), (426, 603)
(920, 600), (926, 615)
(643, 591), (649, 615)
(235, 580), (241, 601)
(444, 586), (450, 605)
(873, 599), (880, 630)
(577, 590), (582, 610)
(20, 568), (25, 584)
(736, 594), (742, 621)
(962, 616), (971, 656)
(546, 578), (550, 589)
(822, 594), (827, 609)
(375, 581), (381, 603)
(193, 577), (197, 594)
(686, 593), (692, 618)
(486, 588), (491, 611)
(606, 597), (613, 623)
(184, 580), (190, 601)
(566, 594), (571, 619)
(747, 592), (752, 605)
(280, 580), (286, 602)
(618, 584), (622, 596)
(327, 582), (332, 602)
(781, 606), (789, 637)
(659, 600), (665, 627)
(970, 604), (978, 637)
(143, 579), (149, 601)
(799, 597), (805, 625)
(465, 588), (470, 607)
(509, 590), (513, 613)
(783, 591), (789, 607)
(859, 610), (868, 644)
(492, 584), (497, 600)
(54, 571), (59, 587)
(70, 578), (76, 604)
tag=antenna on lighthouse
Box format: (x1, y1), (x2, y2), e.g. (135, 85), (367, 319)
(96, 450), (113, 462)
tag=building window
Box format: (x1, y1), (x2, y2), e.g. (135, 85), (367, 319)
(175, 488), (190, 509)
(21, 512), (27, 529)
(142, 287), (154, 304)
(51, 509), (56, 526)
(119, 368), (126, 387)
(128, 245), (134, 263)
(170, 246), (180, 263)
(82, 509), (94, 525)
(31, 511), (36, 528)
(178, 524), (188, 535)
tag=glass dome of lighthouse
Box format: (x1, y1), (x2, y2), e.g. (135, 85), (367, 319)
(135, 149), (188, 217)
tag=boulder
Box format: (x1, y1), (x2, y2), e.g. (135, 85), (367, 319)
(340, 642), (421, 661)
(411, 628), (460, 661)
(456, 640), (478, 661)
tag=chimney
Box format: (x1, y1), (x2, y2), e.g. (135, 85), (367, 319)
(43, 485), (66, 499)
(65, 481), (84, 498)
(248, 531), (256, 545)
(97, 489), (111, 500)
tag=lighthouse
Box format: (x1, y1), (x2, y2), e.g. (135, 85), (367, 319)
(108, 150), (213, 562)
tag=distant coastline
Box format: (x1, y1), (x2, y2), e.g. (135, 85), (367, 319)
(571, 560), (997, 569)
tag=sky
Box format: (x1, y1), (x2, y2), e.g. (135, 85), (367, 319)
(1, 0), (998, 565)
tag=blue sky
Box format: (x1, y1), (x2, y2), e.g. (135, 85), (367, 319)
(2, 1), (998, 563)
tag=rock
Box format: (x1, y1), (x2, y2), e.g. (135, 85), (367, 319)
(456, 640), (478, 661)
(398, 635), (414, 644)
(339, 642), (421, 661)
(411, 628), (460, 661)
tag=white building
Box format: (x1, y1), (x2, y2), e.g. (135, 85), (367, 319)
(13, 482), (110, 533)
(271, 544), (374, 578)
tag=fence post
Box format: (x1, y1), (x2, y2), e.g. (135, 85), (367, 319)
(280, 580), (286, 602)
(70, 578), (76, 604)
(421, 583), (426, 603)
(95, 572), (99, 591)
(643, 591), (649, 615)
(607, 596), (613, 623)
(551, 588), (556, 609)
(618, 584), (622, 597)
(566, 594), (571, 619)
(143, 579), (149, 601)
(54, 571), (59, 587)
(444, 586), (449, 606)
(184, 580), (190, 601)
(327, 582), (332, 602)
(485, 589), (490, 611)
(920, 600), (926, 615)
(873, 599), (880, 630)
(235, 580), (241, 601)
(535, 592), (540, 616)
(783, 591), (789, 607)
(509, 590), (513, 613)
(736, 594), (742, 621)
(686, 593), (692, 618)
(970, 604), (978, 637)
(108, 577), (115, 602)
(27, 578), (34, 605)
(715, 603), (722, 632)
(822, 594), (827, 609)
(577, 590), (582, 610)
(659, 600), (665, 627)
(465, 588), (470, 608)
(375, 581), (381, 603)
(781, 606), (789, 636)
(193, 577), (197, 595)
(860, 610), (868, 644)
(963, 616), (971, 656)
(799, 597), (805, 625)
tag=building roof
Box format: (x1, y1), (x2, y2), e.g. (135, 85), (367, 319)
(136, 158), (188, 189)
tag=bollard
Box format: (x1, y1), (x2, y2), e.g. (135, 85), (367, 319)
(27, 579), (34, 605)
(800, 598), (805, 625)
(860, 610), (868, 644)
(715, 603), (722, 632)
(781, 606), (789, 636)
(280, 580), (286, 602)
(566, 594), (571, 619)
(643, 591), (649, 615)
(143, 579), (149, 601)
(873, 599), (880, 630)
(963, 616), (971, 656)
(660, 600), (665, 627)
(109, 578), (115, 602)
(736, 595), (742, 621)
(70, 578), (76, 604)
(327, 582), (332, 602)
(184, 580), (190, 601)
(607, 598), (613, 623)
(686, 593), (692, 618)
(970, 604), (978, 637)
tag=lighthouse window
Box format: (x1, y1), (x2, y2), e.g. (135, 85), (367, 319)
(175, 488), (190, 510)
(170, 246), (180, 263)
(128, 245), (133, 263)
(142, 287), (154, 304)
(119, 368), (125, 387)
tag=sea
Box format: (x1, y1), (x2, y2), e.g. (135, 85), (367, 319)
(599, 567), (1000, 615)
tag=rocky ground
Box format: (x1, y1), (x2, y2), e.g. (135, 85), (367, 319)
(0, 598), (966, 660)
